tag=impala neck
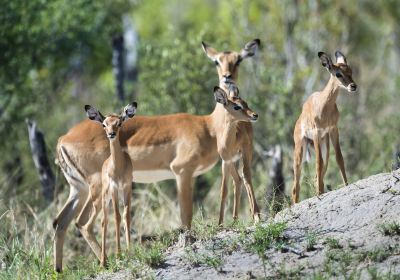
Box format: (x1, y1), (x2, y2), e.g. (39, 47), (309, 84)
(319, 74), (341, 109)
(210, 103), (238, 149)
(109, 135), (125, 170)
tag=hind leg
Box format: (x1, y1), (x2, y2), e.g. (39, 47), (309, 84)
(291, 133), (304, 204)
(76, 179), (102, 260)
(322, 135), (330, 178)
(53, 187), (87, 272)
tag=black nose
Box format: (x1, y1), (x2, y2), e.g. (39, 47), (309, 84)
(223, 74), (232, 79)
(350, 83), (357, 91)
(109, 132), (116, 138)
(252, 113), (258, 119)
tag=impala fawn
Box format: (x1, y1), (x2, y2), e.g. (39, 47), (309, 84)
(85, 102), (137, 266)
(292, 51), (357, 203)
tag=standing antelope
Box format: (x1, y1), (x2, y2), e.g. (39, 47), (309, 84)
(53, 40), (260, 272)
(85, 103), (136, 267)
(202, 39), (261, 224)
(291, 51), (357, 203)
(213, 85), (258, 225)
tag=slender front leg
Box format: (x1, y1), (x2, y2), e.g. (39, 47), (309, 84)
(292, 128), (304, 203)
(242, 150), (260, 222)
(101, 193), (108, 267)
(218, 161), (230, 225)
(330, 127), (348, 185)
(230, 164), (242, 220)
(111, 187), (121, 255)
(313, 135), (324, 195)
(172, 167), (194, 229)
(123, 185), (132, 249)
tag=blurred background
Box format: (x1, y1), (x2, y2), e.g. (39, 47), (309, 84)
(1, 0), (400, 276)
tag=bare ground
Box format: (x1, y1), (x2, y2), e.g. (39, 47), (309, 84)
(94, 171), (400, 279)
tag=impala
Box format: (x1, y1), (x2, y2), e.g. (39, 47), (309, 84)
(53, 40), (261, 272)
(85, 103), (136, 267)
(202, 38), (261, 224)
(291, 51), (357, 203)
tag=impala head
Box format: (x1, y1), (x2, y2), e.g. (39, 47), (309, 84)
(214, 86), (258, 123)
(318, 51), (357, 93)
(85, 102), (137, 140)
(202, 39), (260, 89)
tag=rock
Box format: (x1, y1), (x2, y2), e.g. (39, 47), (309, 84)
(93, 172), (400, 279)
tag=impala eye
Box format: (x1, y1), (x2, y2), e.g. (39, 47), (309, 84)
(214, 60), (219, 66)
(102, 124), (106, 128)
(233, 105), (241, 111)
(336, 73), (343, 78)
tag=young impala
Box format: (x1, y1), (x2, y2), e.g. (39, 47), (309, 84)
(85, 103), (136, 267)
(291, 51), (357, 203)
(53, 39), (260, 272)
(213, 85), (258, 225)
(202, 39), (261, 224)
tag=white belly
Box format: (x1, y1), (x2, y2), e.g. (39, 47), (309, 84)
(132, 160), (219, 184)
(301, 122), (332, 140)
(193, 159), (219, 177)
(132, 170), (175, 183)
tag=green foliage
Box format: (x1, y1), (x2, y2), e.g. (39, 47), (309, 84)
(378, 221), (400, 236)
(184, 247), (223, 270)
(245, 222), (287, 259)
(132, 242), (165, 268)
(325, 237), (342, 250)
(304, 231), (318, 251)
(2, 0), (400, 274)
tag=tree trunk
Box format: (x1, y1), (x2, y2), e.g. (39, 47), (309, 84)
(112, 35), (125, 103)
(26, 119), (55, 202)
(264, 144), (286, 213)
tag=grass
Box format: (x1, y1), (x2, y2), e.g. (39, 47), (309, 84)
(245, 222), (287, 257)
(324, 237), (342, 249)
(304, 230), (318, 251)
(184, 247), (223, 270)
(378, 221), (400, 236)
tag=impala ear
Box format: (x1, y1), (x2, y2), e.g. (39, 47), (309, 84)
(121, 102), (137, 122)
(85, 105), (104, 123)
(239, 38), (260, 59)
(214, 86), (228, 105)
(318, 52), (333, 70)
(201, 41), (218, 60)
(335, 51), (347, 65)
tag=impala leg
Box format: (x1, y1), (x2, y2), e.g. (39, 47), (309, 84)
(53, 188), (86, 272)
(218, 161), (230, 225)
(313, 135), (324, 195)
(291, 136), (304, 204)
(330, 127), (348, 186)
(111, 187), (121, 255)
(172, 166), (194, 230)
(123, 184), (132, 249)
(322, 135), (330, 177)
(242, 151), (260, 222)
(101, 192), (108, 267)
(76, 182), (102, 261)
(230, 164), (242, 221)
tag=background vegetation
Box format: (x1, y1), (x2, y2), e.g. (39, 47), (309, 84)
(1, 0), (399, 277)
